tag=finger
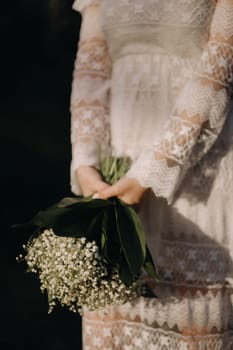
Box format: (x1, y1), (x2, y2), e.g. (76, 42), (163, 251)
(82, 181), (109, 197)
(98, 184), (121, 199)
(118, 195), (140, 207)
(95, 180), (111, 192)
(93, 182), (110, 199)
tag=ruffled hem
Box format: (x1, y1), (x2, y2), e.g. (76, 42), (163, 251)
(72, 0), (101, 13)
(85, 285), (233, 328)
(83, 319), (233, 350)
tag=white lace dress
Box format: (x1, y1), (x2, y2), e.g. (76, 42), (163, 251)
(70, 0), (233, 348)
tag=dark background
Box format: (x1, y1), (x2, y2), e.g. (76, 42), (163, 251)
(1, 1), (83, 349)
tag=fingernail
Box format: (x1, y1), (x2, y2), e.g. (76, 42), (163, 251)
(92, 193), (99, 199)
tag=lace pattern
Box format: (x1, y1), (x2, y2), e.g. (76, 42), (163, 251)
(155, 239), (231, 287)
(70, 4), (111, 194)
(72, 0), (101, 13)
(127, 0), (233, 203)
(70, 38), (111, 148)
(102, 0), (216, 60)
(83, 314), (233, 349)
(83, 320), (233, 350)
(103, 0), (216, 28)
(178, 123), (233, 202)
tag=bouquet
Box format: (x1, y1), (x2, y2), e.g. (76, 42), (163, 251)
(15, 156), (158, 315)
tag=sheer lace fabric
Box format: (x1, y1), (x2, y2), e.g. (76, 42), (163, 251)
(83, 321), (233, 350)
(72, 0), (101, 13)
(82, 293), (233, 350)
(70, 0), (233, 348)
(126, 0), (233, 203)
(70, 4), (111, 194)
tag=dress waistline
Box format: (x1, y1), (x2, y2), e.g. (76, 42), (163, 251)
(112, 42), (202, 62)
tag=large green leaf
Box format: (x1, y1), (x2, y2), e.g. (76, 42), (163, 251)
(52, 198), (112, 237)
(122, 202), (146, 259)
(12, 197), (112, 235)
(119, 253), (137, 287)
(101, 208), (121, 266)
(64, 197), (112, 210)
(101, 211), (110, 264)
(12, 207), (71, 230)
(114, 199), (146, 278)
(11, 197), (82, 229)
(86, 210), (105, 244)
(143, 246), (159, 281)
(56, 196), (87, 207)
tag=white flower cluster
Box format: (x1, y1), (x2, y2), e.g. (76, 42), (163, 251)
(22, 229), (138, 314)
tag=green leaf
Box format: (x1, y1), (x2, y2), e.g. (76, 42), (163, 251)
(101, 208), (121, 266)
(52, 210), (104, 238)
(51, 199), (112, 237)
(86, 210), (105, 244)
(119, 253), (137, 287)
(56, 196), (86, 208)
(15, 207), (71, 229)
(121, 202), (146, 259)
(114, 199), (146, 278)
(65, 197), (112, 210)
(101, 211), (110, 264)
(99, 155), (131, 185)
(12, 197), (112, 235)
(143, 246), (159, 281)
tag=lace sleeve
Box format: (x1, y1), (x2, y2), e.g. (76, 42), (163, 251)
(72, 0), (101, 13)
(70, 1), (111, 195)
(127, 0), (233, 204)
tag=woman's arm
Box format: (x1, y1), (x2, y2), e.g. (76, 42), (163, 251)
(125, 0), (233, 204)
(70, 0), (111, 195)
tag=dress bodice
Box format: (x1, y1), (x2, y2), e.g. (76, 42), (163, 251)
(102, 0), (216, 60)
(71, 0), (233, 203)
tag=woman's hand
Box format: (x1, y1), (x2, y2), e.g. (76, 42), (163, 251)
(98, 176), (147, 205)
(76, 165), (110, 197)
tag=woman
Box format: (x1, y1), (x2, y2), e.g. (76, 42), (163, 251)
(70, 0), (233, 348)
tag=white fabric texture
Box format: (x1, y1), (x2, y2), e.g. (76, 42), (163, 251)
(70, 0), (233, 348)
(72, 0), (101, 13)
